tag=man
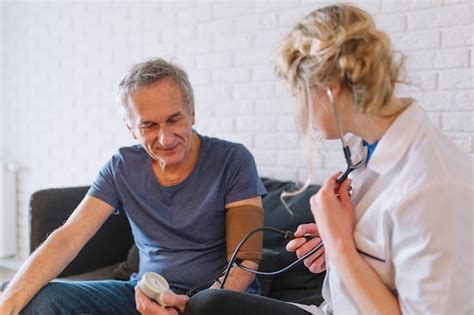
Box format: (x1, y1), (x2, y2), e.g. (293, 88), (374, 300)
(0, 58), (266, 315)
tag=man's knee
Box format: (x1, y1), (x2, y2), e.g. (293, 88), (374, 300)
(21, 282), (70, 315)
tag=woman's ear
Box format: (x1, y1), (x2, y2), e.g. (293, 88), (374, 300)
(330, 82), (343, 98)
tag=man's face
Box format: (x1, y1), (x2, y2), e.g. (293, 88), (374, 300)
(125, 79), (195, 169)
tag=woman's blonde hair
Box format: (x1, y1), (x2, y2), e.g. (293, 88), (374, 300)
(274, 3), (406, 193)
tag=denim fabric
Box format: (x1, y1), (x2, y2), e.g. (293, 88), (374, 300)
(19, 275), (261, 314)
(21, 280), (140, 315)
(20, 278), (222, 315)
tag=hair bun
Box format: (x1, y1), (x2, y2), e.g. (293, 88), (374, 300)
(275, 4), (406, 113)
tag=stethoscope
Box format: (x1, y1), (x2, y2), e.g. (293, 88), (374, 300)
(182, 91), (382, 294)
(326, 88), (366, 184)
(215, 89), (371, 290)
(144, 88), (376, 299)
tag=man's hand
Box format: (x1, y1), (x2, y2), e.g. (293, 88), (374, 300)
(135, 286), (189, 315)
(286, 223), (326, 273)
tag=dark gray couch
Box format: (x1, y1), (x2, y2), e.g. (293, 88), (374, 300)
(6, 178), (324, 305)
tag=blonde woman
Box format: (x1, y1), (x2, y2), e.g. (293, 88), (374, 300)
(161, 4), (473, 315)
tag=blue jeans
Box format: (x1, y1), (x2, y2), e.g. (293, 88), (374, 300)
(21, 279), (141, 315)
(20, 279), (260, 314)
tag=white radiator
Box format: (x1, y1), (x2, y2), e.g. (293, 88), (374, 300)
(0, 163), (17, 258)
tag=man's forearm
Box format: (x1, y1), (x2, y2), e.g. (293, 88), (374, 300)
(0, 228), (80, 314)
(0, 196), (113, 314)
(211, 260), (258, 292)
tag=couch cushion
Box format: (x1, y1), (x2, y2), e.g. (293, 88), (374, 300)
(257, 248), (281, 296)
(259, 177), (325, 305)
(29, 187), (134, 277)
(112, 245), (139, 280)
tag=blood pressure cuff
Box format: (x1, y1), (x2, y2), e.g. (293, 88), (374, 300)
(225, 205), (264, 264)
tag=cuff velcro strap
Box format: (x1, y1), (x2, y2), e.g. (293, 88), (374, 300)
(226, 204), (264, 264)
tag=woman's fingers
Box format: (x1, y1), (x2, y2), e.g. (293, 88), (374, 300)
(308, 260), (326, 274)
(304, 250), (326, 273)
(293, 223), (319, 237)
(295, 237), (323, 259)
(287, 235), (325, 274)
(287, 223), (320, 252)
(286, 236), (307, 252)
(299, 238), (325, 273)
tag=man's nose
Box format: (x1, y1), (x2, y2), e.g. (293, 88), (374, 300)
(158, 126), (174, 147)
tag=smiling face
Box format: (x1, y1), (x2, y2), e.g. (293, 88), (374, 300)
(125, 79), (196, 169)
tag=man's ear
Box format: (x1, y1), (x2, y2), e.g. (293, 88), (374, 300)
(123, 118), (138, 140)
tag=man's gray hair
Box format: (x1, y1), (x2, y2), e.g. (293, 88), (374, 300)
(118, 58), (194, 119)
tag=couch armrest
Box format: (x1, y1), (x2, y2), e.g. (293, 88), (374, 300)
(30, 187), (134, 277)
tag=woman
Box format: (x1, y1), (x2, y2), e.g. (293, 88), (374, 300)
(147, 3), (473, 315)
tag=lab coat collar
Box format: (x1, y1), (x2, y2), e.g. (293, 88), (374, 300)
(366, 104), (424, 176)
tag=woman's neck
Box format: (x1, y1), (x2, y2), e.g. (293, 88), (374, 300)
(347, 95), (412, 143)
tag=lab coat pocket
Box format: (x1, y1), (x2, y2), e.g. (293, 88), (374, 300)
(353, 231), (393, 287)
(354, 231), (386, 263)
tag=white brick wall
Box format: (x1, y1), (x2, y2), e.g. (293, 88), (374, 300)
(1, 0), (472, 262)
(0, 3), (4, 161)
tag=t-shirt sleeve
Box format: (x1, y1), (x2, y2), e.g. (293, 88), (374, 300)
(87, 155), (122, 210)
(224, 144), (266, 205)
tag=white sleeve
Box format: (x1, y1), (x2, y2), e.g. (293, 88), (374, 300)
(390, 180), (473, 315)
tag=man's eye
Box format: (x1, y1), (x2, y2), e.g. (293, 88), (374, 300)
(141, 123), (156, 129)
(168, 117), (182, 125)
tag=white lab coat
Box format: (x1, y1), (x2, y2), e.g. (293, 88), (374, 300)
(293, 104), (473, 314)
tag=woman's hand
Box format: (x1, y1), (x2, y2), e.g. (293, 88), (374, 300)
(286, 223), (326, 273)
(135, 286), (189, 315)
(310, 172), (355, 260)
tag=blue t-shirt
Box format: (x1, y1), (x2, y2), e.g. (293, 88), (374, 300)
(363, 140), (379, 164)
(87, 134), (266, 291)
